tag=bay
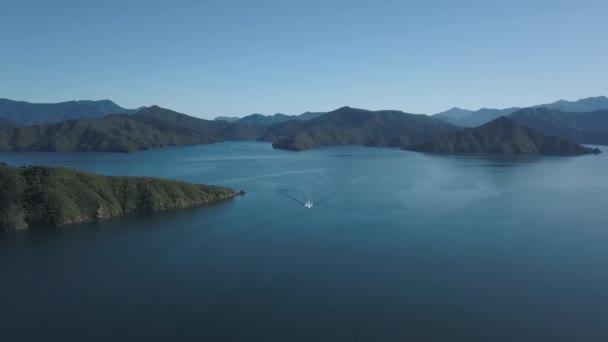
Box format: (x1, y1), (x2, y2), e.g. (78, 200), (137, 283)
(1, 142), (607, 341)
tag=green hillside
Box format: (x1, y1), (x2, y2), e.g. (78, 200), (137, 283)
(265, 106), (458, 151)
(0, 106), (264, 152)
(0, 163), (240, 231)
(405, 116), (601, 155)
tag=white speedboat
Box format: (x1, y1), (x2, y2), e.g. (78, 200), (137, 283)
(304, 200), (314, 209)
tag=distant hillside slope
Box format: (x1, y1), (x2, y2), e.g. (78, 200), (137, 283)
(0, 106), (265, 153)
(509, 107), (608, 145)
(265, 106), (458, 151)
(434, 96), (608, 127)
(405, 116), (601, 155)
(0, 98), (140, 125)
(135, 106), (265, 140)
(432, 107), (474, 125)
(297, 112), (326, 120)
(237, 113), (292, 125)
(214, 116), (239, 122)
(536, 95), (608, 112)
(214, 111), (326, 126)
(434, 107), (473, 119)
(435, 107), (521, 127)
(0, 163), (239, 231)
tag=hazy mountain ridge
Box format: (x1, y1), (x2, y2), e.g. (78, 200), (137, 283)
(536, 95), (608, 112)
(405, 116), (601, 155)
(509, 107), (608, 145)
(434, 96), (608, 127)
(214, 116), (239, 122)
(2, 97), (607, 153)
(0, 99), (141, 125)
(435, 107), (521, 127)
(214, 111), (326, 125)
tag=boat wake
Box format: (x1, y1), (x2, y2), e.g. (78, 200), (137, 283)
(280, 190), (335, 209)
(249, 188), (334, 209)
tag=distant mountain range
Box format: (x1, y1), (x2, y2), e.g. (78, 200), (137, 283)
(0, 106), (264, 153)
(265, 106), (458, 151)
(214, 111), (326, 125)
(510, 107), (608, 145)
(0, 96), (607, 154)
(434, 107), (521, 127)
(537, 96), (608, 112)
(0, 105), (457, 153)
(405, 116), (601, 156)
(214, 116), (239, 123)
(0, 99), (141, 125)
(434, 96), (608, 127)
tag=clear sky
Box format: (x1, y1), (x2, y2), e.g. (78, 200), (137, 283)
(1, 0), (607, 118)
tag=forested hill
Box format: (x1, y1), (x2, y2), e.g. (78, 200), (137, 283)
(0, 106), (264, 153)
(405, 116), (601, 155)
(0, 163), (240, 231)
(509, 107), (608, 145)
(266, 106), (458, 151)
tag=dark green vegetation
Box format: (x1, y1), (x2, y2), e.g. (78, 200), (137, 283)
(216, 111), (326, 126)
(266, 106), (458, 151)
(510, 107), (608, 145)
(0, 163), (239, 231)
(434, 96), (608, 127)
(0, 98), (141, 125)
(405, 116), (601, 155)
(0, 106), (264, 152)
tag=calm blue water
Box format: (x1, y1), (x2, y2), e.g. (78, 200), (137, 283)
(1, 142), (608, 341)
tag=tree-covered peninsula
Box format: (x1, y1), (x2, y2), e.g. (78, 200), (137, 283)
(0, 163), (241, 231)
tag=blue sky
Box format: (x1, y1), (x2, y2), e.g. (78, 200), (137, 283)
(1, 0), (606, 118)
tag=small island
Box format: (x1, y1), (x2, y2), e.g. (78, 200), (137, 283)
(404, 116), (601, 156)
(0, 163), (242, 231)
